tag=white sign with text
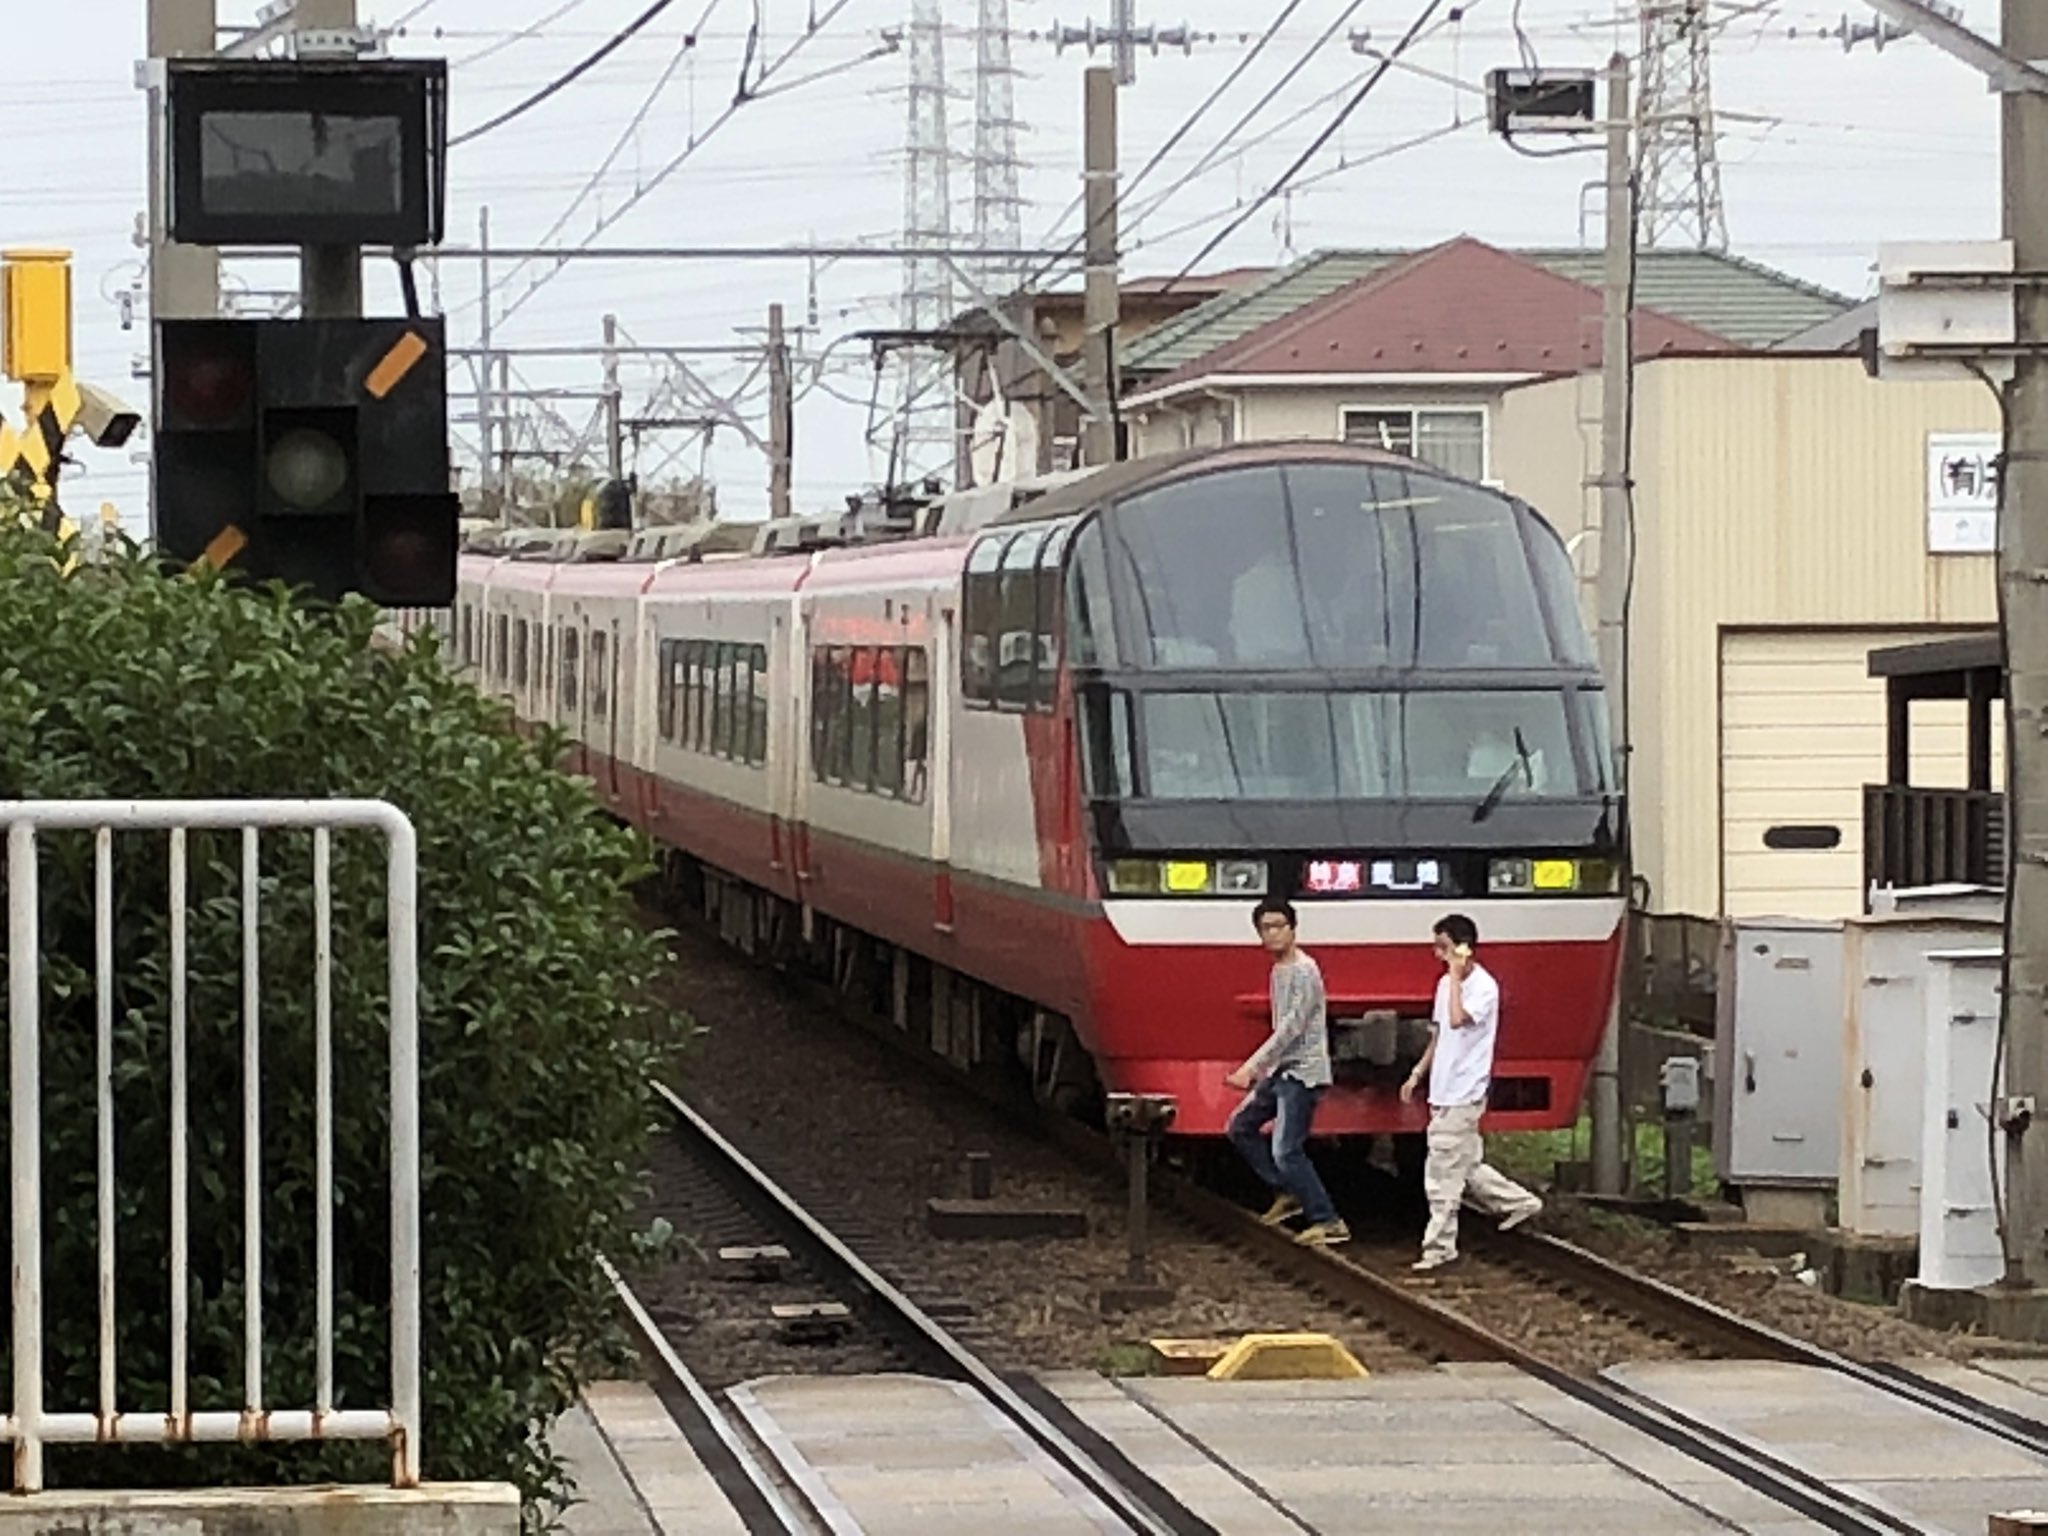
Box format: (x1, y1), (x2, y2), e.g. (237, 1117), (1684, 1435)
(1927, 432), (2001, 555)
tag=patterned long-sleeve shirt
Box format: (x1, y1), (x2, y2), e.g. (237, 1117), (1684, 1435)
(1247, 952), (1333, 1088)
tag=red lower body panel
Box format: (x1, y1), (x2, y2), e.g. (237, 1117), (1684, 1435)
(580, 746), (1621, 1137)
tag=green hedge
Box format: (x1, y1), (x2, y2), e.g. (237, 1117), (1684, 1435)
(0, 511), (674, 1527)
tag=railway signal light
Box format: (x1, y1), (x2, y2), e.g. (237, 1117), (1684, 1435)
(153, 316), (457, 606)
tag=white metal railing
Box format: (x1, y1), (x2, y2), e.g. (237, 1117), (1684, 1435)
(1, 800), (421, 1491)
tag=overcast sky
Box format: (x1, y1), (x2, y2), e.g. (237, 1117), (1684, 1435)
(8, 0), (2007, 532)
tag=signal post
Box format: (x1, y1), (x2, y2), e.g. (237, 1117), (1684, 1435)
(149, 47), (458, 607)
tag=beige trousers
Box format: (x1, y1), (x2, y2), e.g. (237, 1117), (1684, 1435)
(1421, 1101), (1541, 1261)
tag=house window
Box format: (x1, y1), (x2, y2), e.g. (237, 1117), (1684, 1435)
(1342, 407), (1486, 483)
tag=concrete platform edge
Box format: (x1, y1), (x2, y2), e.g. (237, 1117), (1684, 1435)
(0, 1482), (520, 1536)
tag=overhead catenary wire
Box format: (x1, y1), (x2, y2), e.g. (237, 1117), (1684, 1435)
(1026, 0), (1323, 278)
(448, 0), (679, 148)
(479, 0), (875, 329)
(1158, 0), (1458, 296)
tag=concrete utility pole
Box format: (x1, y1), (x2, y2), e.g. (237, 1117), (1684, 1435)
(602, 313), (625, 482)
(1998, 0), (2048, 1289)
(478, 207), (497, 503)
(294, 0), (363, 318)
(767, 303), (794, 521)
(145, 0), (221, 538)
(1080, 66), (1120, 468)
(1590, 51), (1638, 1199)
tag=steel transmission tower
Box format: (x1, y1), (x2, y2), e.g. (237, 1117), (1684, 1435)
(1635, 0), (1729, 251)
(897, 0), (959, 472)
(972, 0), (1028, 291)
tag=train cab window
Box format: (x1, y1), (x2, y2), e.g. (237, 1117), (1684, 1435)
(962, 535), (1007, 706)
(1288, 463), (1415, 670)
(748, 645), (769, 766)
(513, 620), (530, 688)
(590, 630), (610, 719)
(903, 648), (930, 804)
(1114, 467), (1312, 669)
(1066, 519), (1120, 670)
(995, 527), (1050, 711)
(1411, 488), (1558, 669)
(657, 640), (679, 741)
(560, 628), (580, 713)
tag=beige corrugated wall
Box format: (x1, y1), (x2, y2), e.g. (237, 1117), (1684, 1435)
(1499, 355), (2000, 917)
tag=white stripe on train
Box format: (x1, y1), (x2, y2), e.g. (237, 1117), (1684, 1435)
(1102, 897), (1626, 948)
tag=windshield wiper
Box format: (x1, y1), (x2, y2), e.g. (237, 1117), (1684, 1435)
(1472, 727), (1535, 824)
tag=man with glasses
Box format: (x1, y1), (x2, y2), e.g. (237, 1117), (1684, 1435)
(1226, 898), (1349, 1247)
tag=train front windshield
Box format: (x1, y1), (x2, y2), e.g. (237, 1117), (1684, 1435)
(1069, 461), (1615, 817)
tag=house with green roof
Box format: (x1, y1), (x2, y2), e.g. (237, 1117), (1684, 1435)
(1119, 236), (1858, 479)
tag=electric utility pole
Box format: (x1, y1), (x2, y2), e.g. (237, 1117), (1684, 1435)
(603, 313), (625, 481)
(1081, 66), (1120, 468)
(768, 303), (794, 521)
(1591, 51), (1637, 1199)
(1997, 0), (2048, 1289)
(294, 0), (363, 318)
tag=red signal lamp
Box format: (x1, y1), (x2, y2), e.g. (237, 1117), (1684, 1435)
(165, 349), (254, 430)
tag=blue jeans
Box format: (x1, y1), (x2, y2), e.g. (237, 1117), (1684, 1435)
(1227, 1074), (1337, 1225)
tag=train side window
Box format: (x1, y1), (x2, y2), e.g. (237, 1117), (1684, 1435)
(1067, 520), (1119, 670)
(820, 647), (853, 782)
(590, 630), (610, 719)
(1080, 688), (1134, 798)
(494, 615), (510, 682)
(903, 648), (930, 804)
(657, 640), (678, 741)
(849, 647), (878, 789)
(513, 620), (530, 688)
(684, 640), (705, 750)
(995, 527), (1050, 711)
(1033, 522), (1072, 712)
(542, 627), (555, 700)
(560, 628), (580, 713)
(748, 644), (769, 766)
(710, 642), (730, 757)
(810, 648), (832, 778)
(962, 535), (1007, 706)
(875, 649), (905, 797)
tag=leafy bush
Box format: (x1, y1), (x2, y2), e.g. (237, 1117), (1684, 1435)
(0, 508), (673, 1526)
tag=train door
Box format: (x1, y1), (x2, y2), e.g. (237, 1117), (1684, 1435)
(768, 608), (793, 895)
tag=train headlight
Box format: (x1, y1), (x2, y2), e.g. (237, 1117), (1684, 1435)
(1164, 860), (1212, 894)
(1488, 858), (1621, 895)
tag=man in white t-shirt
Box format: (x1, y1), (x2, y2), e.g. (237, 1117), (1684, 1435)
(1399, 913), (1543, 1271)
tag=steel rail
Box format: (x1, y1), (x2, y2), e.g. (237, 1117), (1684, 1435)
(647, 1080), (1197, 1536)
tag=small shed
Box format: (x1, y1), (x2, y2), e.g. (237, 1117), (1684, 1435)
(1864, 631), (2005, 896)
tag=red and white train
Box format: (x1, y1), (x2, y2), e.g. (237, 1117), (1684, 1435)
(406, 440), (1625, 1140)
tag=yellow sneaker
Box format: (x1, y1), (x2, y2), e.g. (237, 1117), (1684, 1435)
(1258, 1194), (1303, 1227)
(1295, 1220), (1351, 1248)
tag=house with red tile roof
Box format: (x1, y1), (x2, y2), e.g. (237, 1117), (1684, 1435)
(1120, 236), (1838, 482)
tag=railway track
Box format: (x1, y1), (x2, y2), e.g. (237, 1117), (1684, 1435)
(608, 1082), (1212, 1536)
(632, 899), (2048, 1533)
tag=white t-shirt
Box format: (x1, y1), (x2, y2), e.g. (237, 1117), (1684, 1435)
(1428, 963), (1502, 1109)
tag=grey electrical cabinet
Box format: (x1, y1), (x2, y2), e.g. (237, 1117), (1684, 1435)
(1714, 918), (1846, 1190)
